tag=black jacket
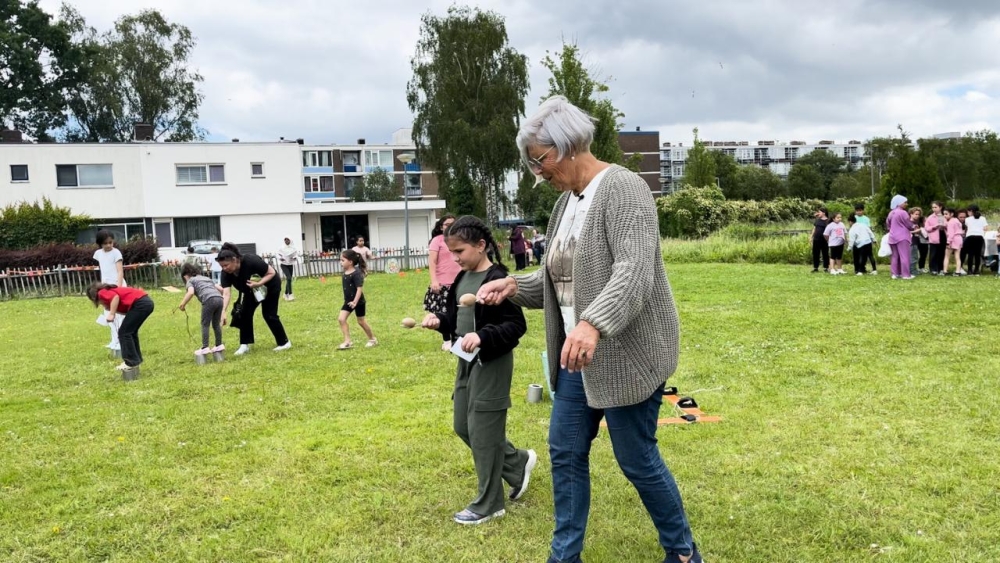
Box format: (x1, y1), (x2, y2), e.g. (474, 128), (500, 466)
(434, 265), (527, 362)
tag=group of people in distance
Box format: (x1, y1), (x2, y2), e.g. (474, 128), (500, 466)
(82, 95), (702, 563)
(811, 200), (995, 278)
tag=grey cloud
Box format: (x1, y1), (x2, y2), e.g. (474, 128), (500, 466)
(35, 0), (1000, 144)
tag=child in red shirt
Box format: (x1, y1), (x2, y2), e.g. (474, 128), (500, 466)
(87, 283), (155, 370)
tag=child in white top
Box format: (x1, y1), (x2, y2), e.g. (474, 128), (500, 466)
(963, 205), (989, 275)
(92, 230), (126, 350)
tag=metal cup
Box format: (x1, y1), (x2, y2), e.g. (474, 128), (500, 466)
(527, 383), (543, 403)
(212, 351), (224, 363)
(122, 366), (139, 382)
(194, 353), (207, 365)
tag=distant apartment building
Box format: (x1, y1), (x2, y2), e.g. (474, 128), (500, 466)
(0, 126), (445, 259)
(660, 139), (869, 193)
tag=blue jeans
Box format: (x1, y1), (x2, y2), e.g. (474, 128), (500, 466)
(547, 368), (694, 563)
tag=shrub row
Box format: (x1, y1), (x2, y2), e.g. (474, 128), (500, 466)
(655, 187), (874, 239)
(0, 236), (160, 271)
(0, 198), (93, 250)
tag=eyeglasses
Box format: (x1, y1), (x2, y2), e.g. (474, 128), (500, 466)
(527, 146), (555, 172)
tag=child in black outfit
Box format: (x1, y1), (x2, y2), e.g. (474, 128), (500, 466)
(337, 249), (376, 349)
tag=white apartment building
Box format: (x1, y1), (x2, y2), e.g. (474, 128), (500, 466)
(0, 132), (445, 260)
(660, 139), (868, 193)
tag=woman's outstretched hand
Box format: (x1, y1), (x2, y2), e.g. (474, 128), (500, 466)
(476, 277), (517, 306)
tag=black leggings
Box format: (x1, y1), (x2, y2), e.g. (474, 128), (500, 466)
(853, 243), (873, 274)
(119, 296), (154, 367)
(965, 236), (984, 274)
(238, 281), (288, 346)
(917, 242), (929, 269)
(930, 241), (947, 273)
(811, 239), (829, 270)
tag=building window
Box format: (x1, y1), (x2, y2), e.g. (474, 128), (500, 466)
(56, 164), (113, 188)
(176, 164), (225, 185)
(303, 151), (332, 167)
(173, 216), (221, 246)
(10, 164), (28, 182)
(251, 163), (264, 177)
(344, 176), (359, 198)
(303, 175), (334, 192)
(364, 149), (393, 169)
(76, 221), (146, 244)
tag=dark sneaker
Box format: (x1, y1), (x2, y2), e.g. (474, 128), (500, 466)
(509, 449), (538, 500)
(663, 542), (703, 563)
(453, 508), (505, 525)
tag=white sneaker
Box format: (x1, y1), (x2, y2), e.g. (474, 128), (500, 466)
(234, 344), (251, 356)
(273, 341), (292, 352)
(287, 294), (295, 301)
(509, 449), (538, 500)
(856, 272), (863, 276)
(869, 271), (878, 275)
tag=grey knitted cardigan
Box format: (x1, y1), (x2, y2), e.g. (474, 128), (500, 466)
(511, 165), (680, 409)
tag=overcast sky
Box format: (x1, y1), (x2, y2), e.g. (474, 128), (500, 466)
(39, 0), (1000, 147)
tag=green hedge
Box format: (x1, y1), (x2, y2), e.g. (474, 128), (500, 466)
(0, 198), (93, 250)
(656, 187), (873, 239)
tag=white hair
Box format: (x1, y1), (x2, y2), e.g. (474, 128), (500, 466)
(516, 95), (596, 166)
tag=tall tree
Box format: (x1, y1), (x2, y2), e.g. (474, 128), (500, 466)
(795, 149), (845, 200)
(712, 151), (739, 197)
(729, 165), (785, 200)
(787, 163), (824, 199)
(918, 136), (983, 200)
(62, 7), (205, 142)
(829, 173), (865, 199)
(0, 0), (89, 140)
(870, 127), (944, 223)
(541, 42), (625, 164)
(407, 6), (529, 223)
(515, 171), (559, 230)
(352, 168), (400, 202)
(679, 128), (716, 189)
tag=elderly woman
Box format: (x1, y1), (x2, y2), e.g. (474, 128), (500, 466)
(886, 195), (914, 280)
(216, 242), (291, 355)
(478, 96), (701, 563)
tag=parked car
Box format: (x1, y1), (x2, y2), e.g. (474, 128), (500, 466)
(185, 240), (223, 254)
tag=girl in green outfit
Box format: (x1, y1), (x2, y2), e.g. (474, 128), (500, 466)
(421, 215), (538, 525)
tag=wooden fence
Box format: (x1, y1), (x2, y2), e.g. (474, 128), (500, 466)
(0, 248), (430, 301)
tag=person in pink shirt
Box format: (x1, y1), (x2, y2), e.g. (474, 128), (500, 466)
(924, 201), (947, 274)
(942, 208), (967, 275)
(885, 195), (915, 279)
(426, 214), (460, 350)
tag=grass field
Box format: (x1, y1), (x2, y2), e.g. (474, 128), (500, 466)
(2, 264), (999, 562)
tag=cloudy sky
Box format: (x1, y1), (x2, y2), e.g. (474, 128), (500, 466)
(39, 0), (1000, 146)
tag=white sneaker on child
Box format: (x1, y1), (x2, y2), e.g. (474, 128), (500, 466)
(234, 344), (251, 356)
(273, 341), (292, 352)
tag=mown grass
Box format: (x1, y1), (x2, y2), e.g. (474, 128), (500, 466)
(2, 264), (999, 562)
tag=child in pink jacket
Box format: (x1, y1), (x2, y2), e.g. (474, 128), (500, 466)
(943, 208), (966, 275)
